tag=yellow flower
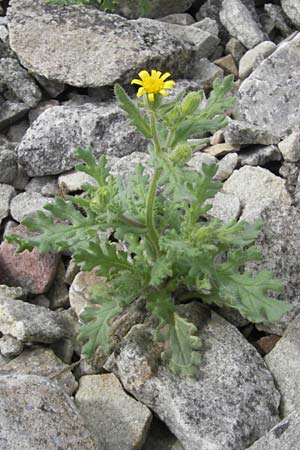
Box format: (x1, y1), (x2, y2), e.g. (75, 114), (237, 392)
(131, 69), (175, 102)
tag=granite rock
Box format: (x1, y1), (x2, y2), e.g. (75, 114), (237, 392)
(10, 191), (53, 222)
(281, 0), (300, 29)
(0, 183), (15, 225)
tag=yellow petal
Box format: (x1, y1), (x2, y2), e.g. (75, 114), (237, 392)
(148, 93), (155, 102)
(161, 72), (171, 81)
(131, 79), (144, 86)
(138, 70), (150, 81)
(155, 70), (162, 79)
(137, 87), (146, 97)
(164, 80), (175, 89)
(151, 69), (157, 77)
(160, 89), (168, 96)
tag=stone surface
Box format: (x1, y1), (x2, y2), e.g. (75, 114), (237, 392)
(248, 203), (300, 334)
(214, 54), (238, 76)
(281, 0), (300, 29)
(0, 100), (29, 130)
(214, 152), (238, 181)
(224, 119), (281, 146)
(207, 192), (241, 222)
(278, 132), (300, 162)
(25, 176), (59, 197)
(142, 418), (184, 450)
(225, 38), (246, 62)
(222, 166), (291, 222)
(8, 0), (217, 88)
(247, 410), (300, 450)
(264, 3), (293, 38)
(239, 41), (276, 79)
(2, 346), (77, 395)
(0, 140), (17, 184)
(0, 183), (15, 225)
(0, 225), (60, 294)
(0, 297), (66, 343)
(75, 374), (152, 450)
(6, 119), (29, 142)
(47, 260), (70, 309)
(238, 145), (282, 166)
(0, 57), (41, 108)
(255, 335), (281, 356)
(235, 33), (300, 139)
(190, 58), (223, 88)
(203, 143), (240, 157)
(220, 0), (265, 49)
(264, 313), (300, 417)
(192, 17), (219, 36)
(69, 271), (104, 318)
(115, 0), (193, 20)
(159, 13), (195, 26)
(0, 334), (23, 358)
(0, 374), (99, 450)
(10, 191), (53, 222)
(28, 99), (60, 124)
(105, 303), (280, 450)
(58, 170), (96, 193)
(108, 152), (152, 180)
(17, 102), (148, 176)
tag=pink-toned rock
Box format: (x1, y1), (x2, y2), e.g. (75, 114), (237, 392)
(0, 225), (60, 294)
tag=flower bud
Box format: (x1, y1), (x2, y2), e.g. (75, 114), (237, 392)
(169, 144), (192, 165)
(181, 91), (203, 115)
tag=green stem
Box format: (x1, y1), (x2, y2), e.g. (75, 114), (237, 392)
(119, 214), (146, 229)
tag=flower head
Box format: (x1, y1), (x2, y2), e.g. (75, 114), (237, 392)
(131, 69), (175, 102)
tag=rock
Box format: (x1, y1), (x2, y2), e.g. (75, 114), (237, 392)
(214, 152), (238, 181)
(0, 224), (60, 294)
(224, 119), (281, 146)
(210, 129), (225, 145)
(225, 38), (247, 63)
(115, 0), (193, 20)
(109, 152), (152, 180)
(238, 145), (282, 166)
(69, 271), (104, 318)
(264, 314), (300, 416)
(28, 99), (60, 124)
(159, 13), (195, 26)
(12, 165), (29, 190)
(33, 74), (65, 98)
(10, 191), (53, 222)
(254, 335), (281, 356)
(247, 409), (300, 450)
(203, 143), (240, 157)
(239, 41), (276, 79)
(47, 260), (70, 309)
(248, 204), (300, 334)
(190, 58), (223, 88)
(0, 334), (23, 357)
(207, 191), (241, 222)
(8, 0), (218, 88)
(0, 284), (25, 300)
(192, 17), (219, 36)
(220, 0), (265, 49)
(75, 374), (152, 450)
(0, 58), (42, 108)
(188, 152), (217, 171)
(105, 303), (280, 450)
(214, 54), (238, 76)
(2, 346), (77, 395)
(280, 162), (299, 195)
(25, 176), (59, 197)
(64, 258), (80, 285)
(281, 0), (300, 29)
(6, 119), (29, 142)
(264, 3), (293, 38)
(58, 170), (96, 193)
(0, 100), (29, 130)
(278, 132), (300, 162)
(0, 374), (99, 449)
(0, 297), (66, 343)
(17, 102), (148, 177)
(222, 166), (291, 222)
(235, 34), (300, 139)
(142, 417), (184, 450)
(0, 183), (15, 225)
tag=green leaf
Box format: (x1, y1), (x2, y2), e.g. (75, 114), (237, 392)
(114, 84), (152, 138)
(75, 147), (109, 187)
(150, 256), (173, 287)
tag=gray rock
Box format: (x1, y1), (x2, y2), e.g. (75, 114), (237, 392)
(192, 17), (219, 36)
(109, 152), (152, 180)
(188, 152), (217, 171)
(69, 271), (105, 318)
(64, 259), (80, 285)
(0, 373), (99, 449)
(278, 132), (300, 162)
(114, 0), (193, 20)
(2, 346), (77, 395)
(225, 38), (246, 63)
(235, 33), (300, 139)
(0, 58), (41, 108)
(248, 204), (300, 334)
(0, 334), (23, 357)
(0, 183), (15, 225)
(75, 374), (152, 450)
(12, 165), (29, 190)
(264, 4), (293, 38)
(279, 162), (299, 195)
(25, 176), (59, 197)
(58, 170), (96, 193)
(248, 410), (300, 450)
(0, 140), (17, 184)
(6, 119), (29, 142)
(10, 191), (53, 222)
(0, 100), (28, 130)
(222, 166), (291, 222)
(142, 417), (184, 450)
(0, 297), (66, 343)
(281, 0), (300, 29)
(33, 74), (65, 98)
(265, 314), (300, 417)
(28, 99), (60, 124)
(239, 41), (276, 79)
(224, 120), (281, 146)
(0, 284), (25, 300)
(238, 145), (282, 166)
(8, 0), (218, 88)
(159, 13), (195, 26)
(47, 260), (70, 309)
(17, 102), (148, 177)
(105, 303), (280, 450)
(220, 0), (265, 49)
(214, 152), (238, 181)
(207, 191), (241, 222)
(190, 58), (223, 88)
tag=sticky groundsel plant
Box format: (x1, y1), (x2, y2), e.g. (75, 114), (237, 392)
(7, 70), (292, 376)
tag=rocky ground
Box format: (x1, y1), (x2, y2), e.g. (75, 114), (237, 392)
(1, 0), (300, 449)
